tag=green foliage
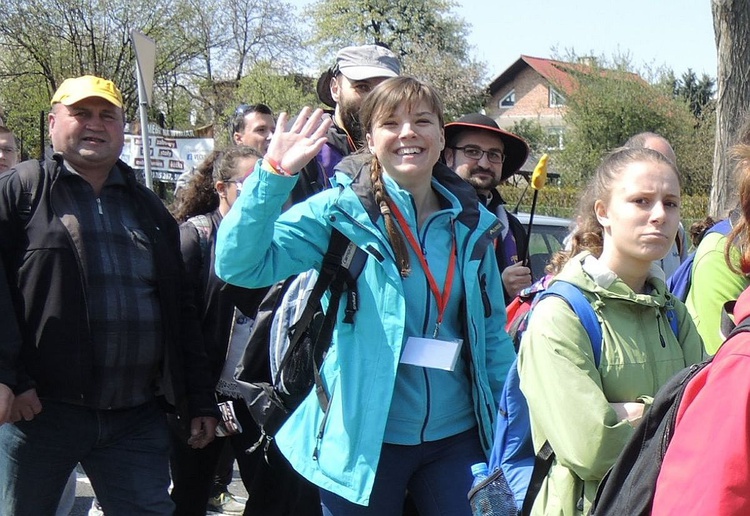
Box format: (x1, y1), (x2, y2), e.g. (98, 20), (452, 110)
(555, 65), (712, 193)
(208, 62), (318, 145)
(499, 184), (710, 225)
(306, 0), (463, 59)
(509, 119), (565, 157)
(0, 0), (306, 142)
(663, 69), (716, 118)
(0, 75), (51, 160)
(234, 62), (318, 115)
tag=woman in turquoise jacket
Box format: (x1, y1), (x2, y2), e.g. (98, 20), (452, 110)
(215, 77), (516, 514)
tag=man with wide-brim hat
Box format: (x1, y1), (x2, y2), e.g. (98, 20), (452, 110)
(443, 113), (532, 300)
(289, 44), (401, 205)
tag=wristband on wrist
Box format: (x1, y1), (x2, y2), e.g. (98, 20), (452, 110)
(263, 157), (292, 176)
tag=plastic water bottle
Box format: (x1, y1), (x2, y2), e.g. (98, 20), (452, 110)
(470, 462), (489, 489)
(468, 462), (518, 516)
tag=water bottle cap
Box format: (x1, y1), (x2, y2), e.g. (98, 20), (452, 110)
(470, 462), (488, 476)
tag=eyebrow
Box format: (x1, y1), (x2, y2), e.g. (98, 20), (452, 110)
(459, 142), (504, 152)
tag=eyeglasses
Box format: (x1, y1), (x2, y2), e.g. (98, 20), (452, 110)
(234, 104), (254, 116)
(227, 180), (243, 196)
(451, 145), (505, 164)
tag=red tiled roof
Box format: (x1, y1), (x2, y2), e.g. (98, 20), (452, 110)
(519, 55), (578, 93)
(488, 55), (645, 95)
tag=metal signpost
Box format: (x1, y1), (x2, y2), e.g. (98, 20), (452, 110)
(130, 30), (156, 190)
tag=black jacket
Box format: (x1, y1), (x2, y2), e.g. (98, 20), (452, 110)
(0, 155), (217, 420)
(179, 209), (267, 383)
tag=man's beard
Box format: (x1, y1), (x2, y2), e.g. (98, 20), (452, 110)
(467, 166), (501, 191)
(338, 97), (364, 146)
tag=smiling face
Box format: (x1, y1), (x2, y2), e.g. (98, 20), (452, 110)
(49, 97), (125, 175)
(365, 100), (444, 190)
(595, 160), (681, 275)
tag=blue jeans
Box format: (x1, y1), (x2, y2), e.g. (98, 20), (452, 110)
(320, 429), (485, 516)
(0, 399), (174, 516)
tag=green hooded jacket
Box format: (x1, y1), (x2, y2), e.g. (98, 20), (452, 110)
(518, 252), (704, 515)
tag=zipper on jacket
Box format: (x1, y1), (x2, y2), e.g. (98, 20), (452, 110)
(312, 396), (334, 461)
(96, 197), (103, 215)
(419, 369), (432, 442)
(462, 297), (492, 453)
(656, 312), (666, 348)
(479, 273), (491, 317)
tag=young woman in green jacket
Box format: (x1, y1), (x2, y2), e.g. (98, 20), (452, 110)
(517, 147), (704, 515)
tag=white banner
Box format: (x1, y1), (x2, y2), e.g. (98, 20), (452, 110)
(121, 134), (214, 183)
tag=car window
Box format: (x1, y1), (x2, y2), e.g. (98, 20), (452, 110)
(526, 223), (569, 279)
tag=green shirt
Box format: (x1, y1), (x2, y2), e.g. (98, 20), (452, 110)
(686, 232), (749, 354)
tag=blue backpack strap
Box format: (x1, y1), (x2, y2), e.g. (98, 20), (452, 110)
(539, 281), (602, 367)
(708, 217), (732, 237)
(666, 306), (679, 337)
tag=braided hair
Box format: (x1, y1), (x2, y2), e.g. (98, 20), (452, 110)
(358, 76), (445, 277)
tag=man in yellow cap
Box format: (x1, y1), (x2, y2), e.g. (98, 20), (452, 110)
(0, 75), (218, 515)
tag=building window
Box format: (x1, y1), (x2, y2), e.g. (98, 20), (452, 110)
(499, 90), (516, 108)
(545, 127), (565, 150)
(549, 87), (565, 107)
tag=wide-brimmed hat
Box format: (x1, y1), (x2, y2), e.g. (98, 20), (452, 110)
(51, 75), (123, 108)
(316, 45), (401, 108)
(444, 113), (529, 180)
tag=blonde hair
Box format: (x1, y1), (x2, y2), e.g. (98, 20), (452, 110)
(548, 147), (680, 274)
(358, 76), (445, 277)
(726, 143), (750, 273)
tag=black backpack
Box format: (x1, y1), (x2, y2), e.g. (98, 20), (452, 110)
(233, 229), (367, 454)
(589, 316), (750, 515)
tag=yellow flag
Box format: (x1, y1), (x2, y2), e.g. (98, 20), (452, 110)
(531, 154), (549, 191)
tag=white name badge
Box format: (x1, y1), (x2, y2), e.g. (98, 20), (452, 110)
(400, 336), (463, 371)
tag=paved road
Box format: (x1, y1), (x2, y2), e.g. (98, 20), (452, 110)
(69, 464), (249, 516)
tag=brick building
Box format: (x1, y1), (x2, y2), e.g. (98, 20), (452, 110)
(486, 55), (581, 149)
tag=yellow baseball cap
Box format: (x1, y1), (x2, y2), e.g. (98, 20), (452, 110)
(50, 75), (124, 108)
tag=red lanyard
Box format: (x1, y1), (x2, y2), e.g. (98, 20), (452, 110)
(386, 199), (456, 337)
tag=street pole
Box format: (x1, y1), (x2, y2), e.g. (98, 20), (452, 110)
(130, 29), (156, 191)
(135, 59), (153, 190)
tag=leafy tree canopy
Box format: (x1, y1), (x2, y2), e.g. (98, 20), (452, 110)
(547, 53), (712, 194)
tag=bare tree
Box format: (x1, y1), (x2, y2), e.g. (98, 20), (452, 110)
(711, 0), (750, 216)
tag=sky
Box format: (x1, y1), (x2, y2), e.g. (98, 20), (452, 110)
(287, 0), (718, 81)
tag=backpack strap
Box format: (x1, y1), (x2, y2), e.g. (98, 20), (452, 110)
(665, 305), (679, 337)
(14, 159), (45, 223)
(279, 229), (367, 412)
(186, 214), (212, 258)
(311, 229), (366, 411)
(521, 280), (601, 515)
(538, 281), (603, 366)
(708, 217), (733, 237)
(522, 441), (554, 516)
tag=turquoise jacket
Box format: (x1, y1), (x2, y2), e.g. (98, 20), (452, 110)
(215, 156), (515, 505)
